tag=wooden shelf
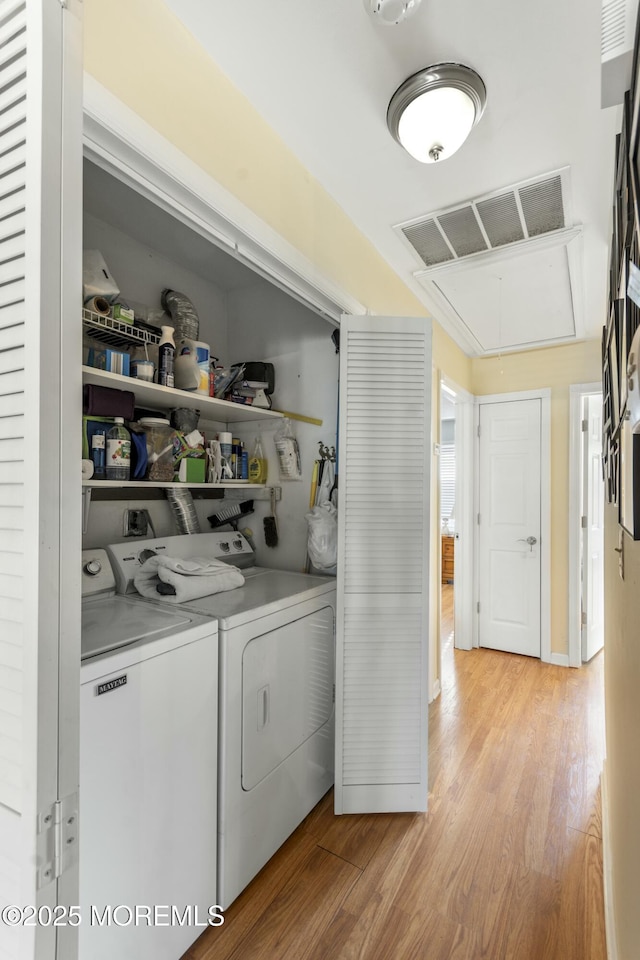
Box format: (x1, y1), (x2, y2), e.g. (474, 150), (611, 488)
(82, 366), (283, 425)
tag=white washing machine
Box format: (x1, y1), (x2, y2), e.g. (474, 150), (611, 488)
(80, 549), (219, 960)
(107, 532), (336, 910)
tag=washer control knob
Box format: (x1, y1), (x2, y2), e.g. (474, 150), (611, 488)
(84, 559), (102, 576)
(220, 542), (230, 553)
(232, 538), (243, 550)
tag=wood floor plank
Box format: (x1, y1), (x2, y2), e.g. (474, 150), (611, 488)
(185, 637), (606, 960)
(316, 810), (399, 870)
(366, 902), (478, 960)
(223, 847), (360, 960)
(183, 831), (319, 960)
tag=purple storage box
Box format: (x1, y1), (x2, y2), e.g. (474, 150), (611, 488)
(83, 384), (135, 420)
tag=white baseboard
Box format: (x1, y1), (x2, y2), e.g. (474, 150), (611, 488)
(602, 760), (618, 960)
(430, 677), (441, 703)
(549, 651), (570, 667)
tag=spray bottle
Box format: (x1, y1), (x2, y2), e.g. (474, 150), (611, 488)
(158, 325), (175, 388)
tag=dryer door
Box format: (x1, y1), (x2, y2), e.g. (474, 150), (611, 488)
(242, 606), (334, 791)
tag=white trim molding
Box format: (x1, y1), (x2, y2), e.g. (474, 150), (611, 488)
(602, 760), (619, 960)
(82, 75), (366, 326)
(568, 382), (602, 668)
(474, 389), (552, 662)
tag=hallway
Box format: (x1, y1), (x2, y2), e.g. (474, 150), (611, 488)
(186, 600), (606, 960)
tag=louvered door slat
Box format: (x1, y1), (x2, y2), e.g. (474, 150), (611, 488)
(0, 1), (25, 42)
(0, 187), (25, 223)
(0, 321), (22, 349)
(0, 253), (23, 284)
(0, 2), (26, 869)
(0, 142), (25, 178)
(0, 163), (27, 197)
(0, 345), (23, 374)
(336, 316), (431, 814)
(0, 73), (26, 114)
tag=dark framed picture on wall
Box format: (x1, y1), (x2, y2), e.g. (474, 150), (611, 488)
(608, 312), (620, 437)
(619, 417), (640, 538)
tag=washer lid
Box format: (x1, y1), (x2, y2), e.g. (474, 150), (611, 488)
(81, 595), (194, 660)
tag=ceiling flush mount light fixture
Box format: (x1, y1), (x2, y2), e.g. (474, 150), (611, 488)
(387, 62), (487, 163)
(363, 0), (422, 26)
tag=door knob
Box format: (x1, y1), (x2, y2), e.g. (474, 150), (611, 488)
(517, 535), (538, 552)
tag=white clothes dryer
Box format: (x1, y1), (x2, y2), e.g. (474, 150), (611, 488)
(108, 532), (336, 910)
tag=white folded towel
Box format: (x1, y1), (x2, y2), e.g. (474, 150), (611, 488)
(134, 554), (245, 604)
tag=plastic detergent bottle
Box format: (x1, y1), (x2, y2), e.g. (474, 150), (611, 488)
(106, 418), (131, 481)
(158, 325), (176, 388)
(248, 436), (267, 483)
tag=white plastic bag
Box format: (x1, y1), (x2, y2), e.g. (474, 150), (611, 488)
(274, 417), (302, 481)
(305, 502), (337, 574)
(83, 250), (120, 303)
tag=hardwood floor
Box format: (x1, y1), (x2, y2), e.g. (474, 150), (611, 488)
(185, 591), (606, 960)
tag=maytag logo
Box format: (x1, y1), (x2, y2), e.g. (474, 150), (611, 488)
(96, 675), (127, 696)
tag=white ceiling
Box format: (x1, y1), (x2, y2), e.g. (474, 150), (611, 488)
(163, 0), (621, 357)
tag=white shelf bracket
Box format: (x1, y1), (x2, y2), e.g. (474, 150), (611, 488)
(82, 486), (92, 535)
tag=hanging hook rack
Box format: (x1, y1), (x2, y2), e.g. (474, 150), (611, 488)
(317, 443), (336, 462)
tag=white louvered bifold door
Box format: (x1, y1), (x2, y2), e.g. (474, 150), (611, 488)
(335, 316), (432, 814)
(0, 3), (82, 959)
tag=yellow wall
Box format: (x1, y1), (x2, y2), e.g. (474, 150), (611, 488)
(603, 506), (640, 959)
(471, 340), (602, 655)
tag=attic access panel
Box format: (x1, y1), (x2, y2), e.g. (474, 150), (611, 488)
(427, 242), (576, 353)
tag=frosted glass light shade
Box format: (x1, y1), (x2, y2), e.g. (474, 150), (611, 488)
(387, 63), (486, 164)
(363, 0), (422, 25)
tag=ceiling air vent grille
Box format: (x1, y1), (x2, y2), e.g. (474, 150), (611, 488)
(518, 175), (564, 237)
(396, 169), (569, 269)
(401, 219), (453, 267)
(437, 207), (487, 258)
(475, 193), (524, 247)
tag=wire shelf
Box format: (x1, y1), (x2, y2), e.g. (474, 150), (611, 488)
(82, 309), (161, 350)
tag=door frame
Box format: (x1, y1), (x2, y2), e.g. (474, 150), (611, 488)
(473, 389), (552, 661)
(439, 375), (474, 654)
(568, 381), (602, 668)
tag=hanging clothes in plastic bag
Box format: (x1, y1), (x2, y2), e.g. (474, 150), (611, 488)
(305, 501), (337, 575)
(274, 418), (302, 481)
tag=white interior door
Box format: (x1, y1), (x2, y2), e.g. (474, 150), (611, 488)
(478, 398), (542, 657)
(582, 394), (604, 661)
(336, 315), (431, 814)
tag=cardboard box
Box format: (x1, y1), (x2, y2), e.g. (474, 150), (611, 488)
(178, 458), (206, 483)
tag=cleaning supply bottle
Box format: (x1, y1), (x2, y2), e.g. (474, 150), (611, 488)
(106, 418), (131, 481)
(90, 430), (106, 480)
(158, 325), (175, 388)
(248, 436), (267, 483)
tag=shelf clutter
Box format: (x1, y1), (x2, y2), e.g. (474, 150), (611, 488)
(82, 366), (282, 424)
(81, 266), (282, 492)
